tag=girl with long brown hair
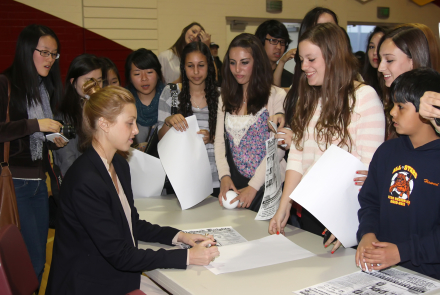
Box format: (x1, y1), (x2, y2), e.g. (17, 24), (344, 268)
(268, 23), (385, 252)
(158, 22), (211, 84)
(378, 26), (434, 139)
(214, 33), (287, 212)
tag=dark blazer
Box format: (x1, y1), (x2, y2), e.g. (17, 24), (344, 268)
(46, 147), (187, 295)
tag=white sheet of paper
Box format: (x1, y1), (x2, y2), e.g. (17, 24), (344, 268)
(289, 145), (366, 247)
(158, 115), (213, 210)
(205, 234), (315, 275)
(127, 148), (166, 198)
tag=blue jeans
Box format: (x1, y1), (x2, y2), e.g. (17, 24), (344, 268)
(13, 179), (49, 285)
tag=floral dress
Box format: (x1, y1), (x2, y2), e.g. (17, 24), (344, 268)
(225, 108), (270, 179)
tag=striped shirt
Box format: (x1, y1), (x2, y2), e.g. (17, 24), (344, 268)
(287, 85), (385, 175)
(158, 84), (219, 188)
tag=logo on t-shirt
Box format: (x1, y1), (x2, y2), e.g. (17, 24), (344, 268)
(388, 165), (417, 207)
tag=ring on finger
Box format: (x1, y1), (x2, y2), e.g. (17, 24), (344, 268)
(211, 257), (215, 262)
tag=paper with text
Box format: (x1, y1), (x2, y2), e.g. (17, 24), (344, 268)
(294, 268), (440, 295)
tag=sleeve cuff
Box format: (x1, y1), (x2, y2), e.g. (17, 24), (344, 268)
(28, 118), (40, 134)
(171, 232), (189, 265)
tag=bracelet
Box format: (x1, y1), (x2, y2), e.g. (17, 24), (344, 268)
(164, 120), (171, 127)
(275, 112), (285, 116)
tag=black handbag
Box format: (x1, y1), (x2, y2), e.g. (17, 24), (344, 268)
(145, 83), (179, 194)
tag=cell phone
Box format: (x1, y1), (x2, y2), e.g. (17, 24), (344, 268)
(268, 120), (277, 132)
(45, 133), (69, 143)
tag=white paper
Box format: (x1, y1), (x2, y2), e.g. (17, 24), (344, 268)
(289, 145), (366, 247)
(127, 148), (166, 198)
(157, 115), (213, 209)
(179, 226), (247, 249)
(294, 268), (440, 295)
(255, 138), (283, 220)
(205, 234), (315, 275)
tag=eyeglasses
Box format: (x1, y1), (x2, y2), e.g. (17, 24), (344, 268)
(265, 38), (287, 46)
(34, 49), (60, 60)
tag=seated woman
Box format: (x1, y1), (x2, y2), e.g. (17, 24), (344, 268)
(214, 33), (287, 212)
(54, 53), (103, 176)
(268, 23), (385, 253)
(46, 80), (219, 295)
(125, 48), (165, 145)
(157, 41), (220, 195)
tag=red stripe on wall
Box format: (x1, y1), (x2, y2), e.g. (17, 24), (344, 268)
(0, 0), (132, 85)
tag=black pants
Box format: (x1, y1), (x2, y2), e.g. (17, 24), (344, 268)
(300, 208), (325, 236)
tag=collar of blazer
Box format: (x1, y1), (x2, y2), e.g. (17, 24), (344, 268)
(84, 146), (137, 242)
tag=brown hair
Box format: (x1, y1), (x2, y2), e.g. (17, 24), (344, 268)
(221, 33), (273, 115)
(291, 23), (359, 152)
(395, 23), (440, 72)
(378, 26), (432, 139)
(80, 78), (135, 152)
(170, 22), (205, 59)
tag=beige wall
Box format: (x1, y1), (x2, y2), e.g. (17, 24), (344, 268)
(16, 0), (440, 58)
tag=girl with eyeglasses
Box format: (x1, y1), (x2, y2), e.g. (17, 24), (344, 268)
(0, 24), (67, 285)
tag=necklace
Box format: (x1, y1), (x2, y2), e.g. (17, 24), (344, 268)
(191, 96), (206, 110)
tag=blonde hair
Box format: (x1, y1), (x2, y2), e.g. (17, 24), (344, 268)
(80, 78), (135, 152)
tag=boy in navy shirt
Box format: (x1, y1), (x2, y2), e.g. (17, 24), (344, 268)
(356, 68), (440, 279)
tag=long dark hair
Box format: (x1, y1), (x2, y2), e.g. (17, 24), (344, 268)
(101, 57), (120, 87)
(377, 26), (432, 138)
(124, 48), (164, 88)
(59, 54), (102, 139)
(284, 7), (338, 126)
(292, 23), (359, 152)
(2, 24), (62, 119)
(170, 22), (205, 59)
(394, 23), (440, 72)
(362, 26), (388, 98)
(221, 33), (272, 115)
(178, 42), (219, 141)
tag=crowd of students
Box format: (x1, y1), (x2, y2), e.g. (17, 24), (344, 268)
(1, 5), (440, 295)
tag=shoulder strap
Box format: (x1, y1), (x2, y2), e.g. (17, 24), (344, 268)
(168, 83), (178, 115)
(3, 80), (11, 163)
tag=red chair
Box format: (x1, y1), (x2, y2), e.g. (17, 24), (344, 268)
(126, 290), (146, 295)
(0, 224), (39, 295)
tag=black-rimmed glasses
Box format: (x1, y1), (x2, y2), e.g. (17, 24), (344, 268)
(265, 38), (287, 46)
(34, 49), (60, 60)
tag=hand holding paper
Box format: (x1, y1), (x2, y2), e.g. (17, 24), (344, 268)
(158, 115), (213, 209)
(289, 145), (367, 247)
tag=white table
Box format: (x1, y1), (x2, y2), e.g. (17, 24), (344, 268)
(136, 196), (439, 295)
